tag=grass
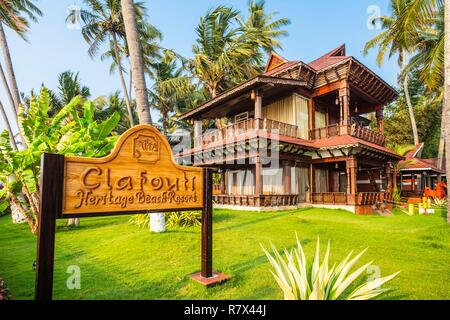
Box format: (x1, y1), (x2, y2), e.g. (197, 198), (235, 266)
(0, 207), (449, 300)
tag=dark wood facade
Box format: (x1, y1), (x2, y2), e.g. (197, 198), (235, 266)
(177, 45), (402, 213)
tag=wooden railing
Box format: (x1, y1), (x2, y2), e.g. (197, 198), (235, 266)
(312, 192), (392, 206)
(309, 123), (386, 146)
(195, 118), (300, 147)
(311, 192), (349, 204)
(213, 194), (299, 207)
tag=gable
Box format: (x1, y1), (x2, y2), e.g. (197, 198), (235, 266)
(265, 53), (288, 72)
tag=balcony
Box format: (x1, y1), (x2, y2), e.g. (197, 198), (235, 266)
(194, 119), (386, 151)
(309, 123), (386, 146)
(195, 118), (301, 148)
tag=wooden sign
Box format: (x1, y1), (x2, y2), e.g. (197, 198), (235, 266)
(62, 125), (203, 216)
(34, 125), (229, 301)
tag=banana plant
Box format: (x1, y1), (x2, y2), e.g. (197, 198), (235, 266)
(0, 87), (120, 234)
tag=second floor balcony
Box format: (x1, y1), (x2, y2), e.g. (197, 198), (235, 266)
(193, 118), (386, 150)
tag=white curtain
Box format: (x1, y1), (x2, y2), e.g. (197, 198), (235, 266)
(294, 94), (309, 139)
(227, 170), (255, 195)
(263, 95), (294, 124)
(315, 111), (327, 129)
(263, 168), (284, 195)
(315, 169), (328, 193)
(296, 167), (309, 202)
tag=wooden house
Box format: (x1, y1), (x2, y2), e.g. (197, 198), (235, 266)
(176, 45), (403, 214)
(398, 143), (446, 198)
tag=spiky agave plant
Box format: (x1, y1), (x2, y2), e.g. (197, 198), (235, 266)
(261, 235), (399, 300)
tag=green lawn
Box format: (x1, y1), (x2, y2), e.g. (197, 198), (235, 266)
(0, 208), (449, 300)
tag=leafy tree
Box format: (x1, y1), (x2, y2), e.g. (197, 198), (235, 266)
(68, 0), (148, 127)
(0, 88), (120, 233)
(364, 0), (420, 145)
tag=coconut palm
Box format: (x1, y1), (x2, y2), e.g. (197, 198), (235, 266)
(149, 56), (198, 135)
(0, 0), (41, 110)
(120, 0), (152, 125)
(121, 0), (161, 232)
(364, 0), (420, 146)
(67, 0), (147, 127)
(101, 21), (163, 91)
(444, 0), (450, 223)
(93, 91), (134, 134)
(0, 0), (42, 149)
(191, 6), (260, 99)
(238, 0), (291, 55)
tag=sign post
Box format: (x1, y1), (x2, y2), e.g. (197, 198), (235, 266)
(34, 125), (229, 300)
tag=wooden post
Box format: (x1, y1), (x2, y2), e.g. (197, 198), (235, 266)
(339, 86), (350, 126)
(220, 169), (226, 194)
(310, 163), (315, 203)
(35, 153), (65, 301)
(255, 89), (263, 120)
(309, 98), (316, 136)
(201, 168), (213, 278)
(194, 119), (202, 148)
(255, 156), (263, 195)
(376, 106), (384, 134)
(386, 164), (393, 193)
(283, 161), (291, 194)
(191, 167), (230, 286)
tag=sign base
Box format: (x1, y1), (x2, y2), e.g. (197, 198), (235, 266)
(190, 272), (231, 287)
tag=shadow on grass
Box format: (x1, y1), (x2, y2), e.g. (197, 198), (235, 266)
(215, 211), (296, 234)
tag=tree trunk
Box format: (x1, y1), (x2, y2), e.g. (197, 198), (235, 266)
(444, 0), (450, 224)
(437, 106), (445, 170)
(121, 0), (152, 125)
(121, 0), (165, 232)
(402, 49), (419, 146)
(0, 23), (21, 113)
(0, 99), (18, 150)
(112, 33), (134, 127)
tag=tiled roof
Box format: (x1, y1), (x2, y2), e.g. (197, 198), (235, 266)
(399, 143), (443, 172)
(307, 44), (349, 71)
(263, 60), (300, 76)
(312, 135), (403, 159)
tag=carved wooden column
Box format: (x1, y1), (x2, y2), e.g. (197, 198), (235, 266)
(255, 156), (263, 196)
(309, 98), (316, 135)
(194, 119), (202, 148)
(376, 106), (385, 134)
(339, 85), (350, 126)
(283, 161), (291, 194)
(386, 163), (393, 192)
(255, 89), (263, 119)
(346, 157), (358, 196)
(309, 163), (315, 203)
(220, 169), (226, 195)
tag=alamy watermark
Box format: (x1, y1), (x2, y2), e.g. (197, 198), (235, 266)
(66, 265), (81, 290)
(66, 5), (82, 30)
(367, 5), (382, 30)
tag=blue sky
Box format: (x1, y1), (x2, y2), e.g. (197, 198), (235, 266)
(1, 0), (400, 131)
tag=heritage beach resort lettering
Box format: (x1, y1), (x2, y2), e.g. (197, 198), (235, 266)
(74, 168), (199, 209)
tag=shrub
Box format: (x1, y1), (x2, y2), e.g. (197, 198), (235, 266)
(262, 234), (399, 300)
(166, 211), (201, 228)
(0, 278), (12, 300)
(128, 214), (150, 228)
(432, 197), (448, 208)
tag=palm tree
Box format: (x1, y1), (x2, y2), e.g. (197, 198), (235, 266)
(364, 0), (420, 146)
(121, 0), (161, 232)
(444, 0), (450, 223)
(93, 91), (133, 134)
(149, 55), (198, 135)
(121, 0), (152, 125)
(0, 0), (42, 112)
(67, 0), (147, 127)
(101, 21), (163, 91)
(0, 99), (18, 150)
(191, 6), (259, 99)
(239, 0), (291, 55)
